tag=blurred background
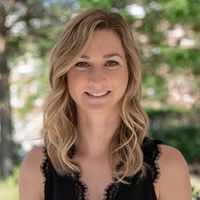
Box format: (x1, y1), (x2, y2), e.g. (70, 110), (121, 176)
(0, 0), (199, 199)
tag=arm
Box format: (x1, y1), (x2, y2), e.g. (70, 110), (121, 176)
(19, 147), (44, 200)
(156, 145), (192, 200)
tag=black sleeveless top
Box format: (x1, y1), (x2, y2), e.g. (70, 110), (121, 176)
(41, 137), (163, 200)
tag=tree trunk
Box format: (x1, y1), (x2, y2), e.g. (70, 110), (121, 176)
(0, 20), (13, 179)
(0, 72), (13, 179)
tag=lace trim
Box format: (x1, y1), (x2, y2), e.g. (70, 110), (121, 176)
(151, 142), (162, 183)
(74, 172), (89, 200)
(73, 171), (119, 200)
(40, 147), (49, 200)
(103, 181), (119, 200)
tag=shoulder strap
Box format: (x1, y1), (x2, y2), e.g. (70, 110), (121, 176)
(142, 137), (163, 183)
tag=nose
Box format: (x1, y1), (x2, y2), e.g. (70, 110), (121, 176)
(88, 68), (107, 86)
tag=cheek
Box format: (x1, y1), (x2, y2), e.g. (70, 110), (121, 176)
(67, 72), (85, 97)
(119, 72), (129, 98)
(67, 72), (76, 99)
(110, 69), (128, 98)
(118, 68), (129, 89)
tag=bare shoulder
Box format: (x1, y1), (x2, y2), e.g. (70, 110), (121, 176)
(158, 144), (188, 167)
(156, 144), (192, 200)
(19, 146), (45, 200)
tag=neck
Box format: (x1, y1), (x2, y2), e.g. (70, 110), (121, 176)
(75, 109), (121, 159)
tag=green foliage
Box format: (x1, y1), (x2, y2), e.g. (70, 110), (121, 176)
(26, 0), (42, 5)
(36, 37), (53, 57)
(138, 13), (163, 45)
(150, 125), (200, 163)
(192, 187), (200, 200)
(147, 108), (200, 163)
(160, 47), (200, 73)
(78, 0), (112, 10)
(19, 94), (39, 118)
(146, 107), (190, 117)
(143, 73), (168, 101)
(161, 0), (190, 19)
(0, 166), (19, 200)
(78, 0), (133, 10)
(159, 0), (200, 30)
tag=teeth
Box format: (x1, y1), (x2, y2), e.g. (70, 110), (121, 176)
(87, 91), (109, 97)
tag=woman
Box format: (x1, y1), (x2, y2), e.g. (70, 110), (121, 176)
(19, 9), (192, 200)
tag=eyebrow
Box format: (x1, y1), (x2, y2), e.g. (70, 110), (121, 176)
(80, 53), (123, 59)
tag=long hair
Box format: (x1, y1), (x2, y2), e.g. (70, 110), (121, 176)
(43, 9), (149, 183)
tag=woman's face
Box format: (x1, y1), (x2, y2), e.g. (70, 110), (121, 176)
(67, 30), (128, 113)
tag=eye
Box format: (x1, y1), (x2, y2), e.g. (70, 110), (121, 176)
(75, 62), (89, 68)
(105, 60), (119, 67)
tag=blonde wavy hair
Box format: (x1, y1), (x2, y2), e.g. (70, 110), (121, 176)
(43, 9), (149, 183)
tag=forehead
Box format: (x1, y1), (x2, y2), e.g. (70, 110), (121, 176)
(82, 30), (126, 57)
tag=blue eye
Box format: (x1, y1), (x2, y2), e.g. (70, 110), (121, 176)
(105, 60), (119, 67)
(75, 62), (89, 68)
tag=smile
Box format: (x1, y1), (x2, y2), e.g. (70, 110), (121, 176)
(85, 91), (111, 97)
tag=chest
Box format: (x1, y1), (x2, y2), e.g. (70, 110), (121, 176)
(45, 163), (159, 200)
(77, 163), (114, 200)
(72, 173), (158, 200)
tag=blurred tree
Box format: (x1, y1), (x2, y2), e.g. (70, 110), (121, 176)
(0, 0), (15, 179)
(0, 0), (75, 178)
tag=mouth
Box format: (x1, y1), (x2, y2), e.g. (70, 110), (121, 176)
(85, 91), (111, 97)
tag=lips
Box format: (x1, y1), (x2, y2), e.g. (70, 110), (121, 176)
(85, 91), (111, 97)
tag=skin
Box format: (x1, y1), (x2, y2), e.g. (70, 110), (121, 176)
(19, 30), (192, 200)
(67, 30), (128, 158)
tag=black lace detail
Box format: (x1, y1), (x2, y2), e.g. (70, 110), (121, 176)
(40, 147), (49, 181)
(151, 142), (163, 183)
(72, 171), (119, 200)
(40, 147), (50, 199)
(73, 172), (89, 200)
(103, 182), (119, 200)
(142, 137), (163, 184)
